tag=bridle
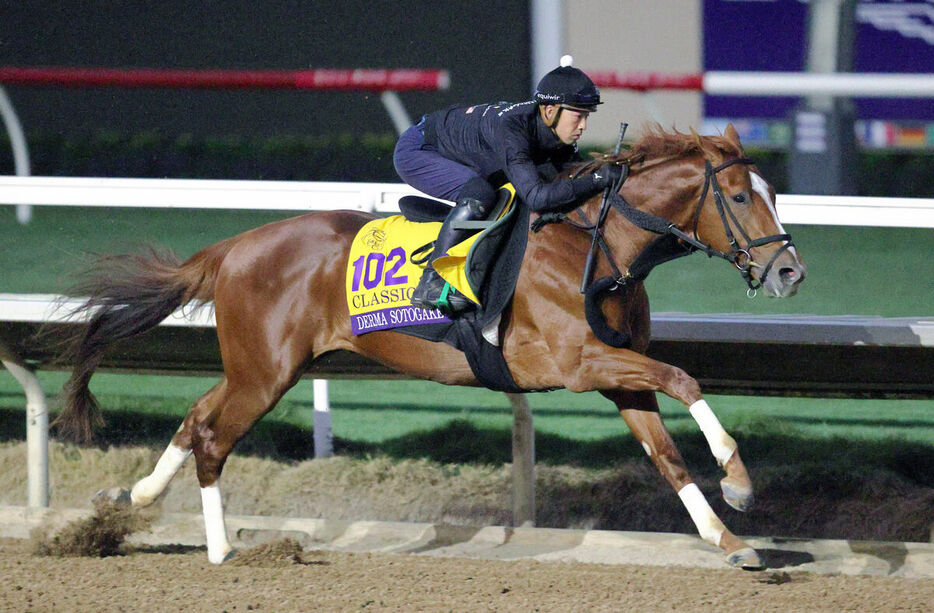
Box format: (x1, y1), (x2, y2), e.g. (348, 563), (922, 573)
(532, 155), (795, 347)
(685, 158), (793, 293)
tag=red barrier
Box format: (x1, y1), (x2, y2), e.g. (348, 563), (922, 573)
(588, 71), (704, 92)
(0, 66), (450, 92)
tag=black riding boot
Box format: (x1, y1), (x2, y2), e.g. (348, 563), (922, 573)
(411, 197), (488, 312)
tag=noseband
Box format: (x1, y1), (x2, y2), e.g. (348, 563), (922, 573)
(532, 155), (794, 347)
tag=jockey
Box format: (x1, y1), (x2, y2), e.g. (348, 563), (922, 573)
(394, 57), (622, 312)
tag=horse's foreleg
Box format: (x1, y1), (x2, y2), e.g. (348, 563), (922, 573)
(585, 354), (754, 513)
(199, 478), (231, 564)
(688, 398), (753, 513)
(601, 390), (762, 570)
(130, 440), (191, 507)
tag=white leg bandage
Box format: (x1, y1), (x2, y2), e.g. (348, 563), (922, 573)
(130, 444), (191, 506)
(201, 483), (232, 564)
(689, 399), (737, 466)
(678, 483), (726, 546)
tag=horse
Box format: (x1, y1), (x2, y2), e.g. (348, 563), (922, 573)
(54, 124), (806, 569)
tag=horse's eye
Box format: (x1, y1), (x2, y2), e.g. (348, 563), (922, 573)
(732, 192), (748, 205)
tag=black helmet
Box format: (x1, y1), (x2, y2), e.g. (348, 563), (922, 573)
(534, 58), (601, 111)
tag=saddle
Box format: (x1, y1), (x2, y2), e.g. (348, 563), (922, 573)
(403, 185), (518, 312)
(344, 184), (529, 392)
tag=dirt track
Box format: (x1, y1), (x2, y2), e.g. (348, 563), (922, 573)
(2, 537), (933, 612)
(3, 440), (934, 611)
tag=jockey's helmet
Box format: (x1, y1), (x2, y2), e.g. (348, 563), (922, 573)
(534, 57), (602, 112)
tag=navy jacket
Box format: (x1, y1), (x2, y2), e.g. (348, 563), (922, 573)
(422, 100), (598, 211)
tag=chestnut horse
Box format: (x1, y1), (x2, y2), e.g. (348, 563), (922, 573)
(55, 125), (805, 569)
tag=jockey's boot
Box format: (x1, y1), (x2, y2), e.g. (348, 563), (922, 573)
(411, 195), (489, 312)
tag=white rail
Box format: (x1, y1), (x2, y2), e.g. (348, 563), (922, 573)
(2, 176), (933, 227)
(703, 72), (934, 98)
(0, 176), (424, 213)
(591, 70), (934, 98)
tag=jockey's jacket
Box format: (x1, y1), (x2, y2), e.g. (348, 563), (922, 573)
(419, 100), (593, 211)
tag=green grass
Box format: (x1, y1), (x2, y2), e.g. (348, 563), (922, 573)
(1, 204), (933, 316)
(0, 205), (293, 293)
(2, 371), (933, 452)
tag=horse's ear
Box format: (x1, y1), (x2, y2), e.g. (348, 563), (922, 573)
(723, 123), (741, 147)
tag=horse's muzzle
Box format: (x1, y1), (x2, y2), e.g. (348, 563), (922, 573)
(762, 254), (807, 298)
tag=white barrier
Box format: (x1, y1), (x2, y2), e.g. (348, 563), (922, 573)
(0, 176), (424, 213)
(589, 70), (934, 98)
(2, 176), (933, 227)
(703, 72), (934, 99)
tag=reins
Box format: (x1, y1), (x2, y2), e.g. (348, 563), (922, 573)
(532, 153), (795, 348)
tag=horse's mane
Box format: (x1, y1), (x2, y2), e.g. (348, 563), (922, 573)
(629, 124), (743, 162)
(570, 124), (743, 178)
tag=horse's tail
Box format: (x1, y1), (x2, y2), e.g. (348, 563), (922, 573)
(53, 239), (235, 443)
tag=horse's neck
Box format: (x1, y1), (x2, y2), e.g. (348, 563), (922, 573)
(522, 195), (650, 293)
(545, 158), (700, 280)
(582, 194), (650, 266)
(526, 154), (702, 293)
(617, 156), (702, 238)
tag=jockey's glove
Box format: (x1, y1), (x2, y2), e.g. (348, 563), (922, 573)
(591, 164), (623, 191)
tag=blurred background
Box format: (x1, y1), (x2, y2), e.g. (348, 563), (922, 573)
(1, 0), (931, 195)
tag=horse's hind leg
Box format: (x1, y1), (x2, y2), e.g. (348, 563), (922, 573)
(128, 381), (226, 507)
(601, 390), (763, 570)
(190, 379), (296, 563)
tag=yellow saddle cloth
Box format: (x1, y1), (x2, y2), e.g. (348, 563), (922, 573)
(346, 185), (516, 335)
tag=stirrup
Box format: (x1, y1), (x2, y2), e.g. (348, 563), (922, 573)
(410, 272), (473, 314)
(435, 282), (474, 315)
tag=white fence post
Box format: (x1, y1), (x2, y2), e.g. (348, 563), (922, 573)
(0, 85), (32, 224)
(312, 379), (333, 458)
(0, 350), (48, 508)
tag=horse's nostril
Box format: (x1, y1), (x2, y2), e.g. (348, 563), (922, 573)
(779, 267), (799, 283)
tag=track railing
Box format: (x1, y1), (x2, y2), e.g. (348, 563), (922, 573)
(586, 69), (934, 147)
(2, 176), (932, 226)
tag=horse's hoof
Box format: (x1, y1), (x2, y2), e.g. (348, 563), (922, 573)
(726, 547), (765, 571)
(92, 487), (132, 507)
(720, 478), (754, 513)
(208, 547), (237, 565)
